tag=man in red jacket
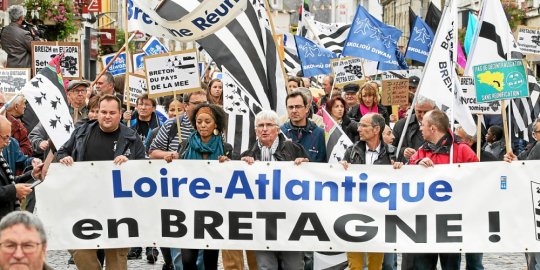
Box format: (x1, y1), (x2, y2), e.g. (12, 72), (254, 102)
(403, 109), (478, 270)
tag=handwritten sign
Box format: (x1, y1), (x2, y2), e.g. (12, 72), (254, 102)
(331, 57), (366, 88)
(31, 41), (81, 79)
(124, 73), (147, 106)
(381, 79), (408, 106)
(144, 49), (200, 98)
(0, 68), (30, 93)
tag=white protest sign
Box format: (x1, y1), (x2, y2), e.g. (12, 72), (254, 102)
(0, 68), (31, 93)
(128, 0), (247, 42)
(330, 57), (366, 88)
(124, 73), (147, 106)
(517, 25), (540, 56)
(37, 160), (540, 252)
(31, 41), (82, 79)
(460, 77), (501, 115)
(144, 49), (200, 98)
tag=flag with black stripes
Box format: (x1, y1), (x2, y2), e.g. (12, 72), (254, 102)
(321, 109), (352, 163)
(465, 0), (540, 132)
(297, 0), (310, 36)
(304, 13), (351, 55)
(284, 47), (301, 75)
(222, 66), (263, 155)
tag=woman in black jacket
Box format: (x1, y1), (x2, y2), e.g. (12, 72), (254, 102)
(326, 96), (358, 142)
(347, 81), (390, 125)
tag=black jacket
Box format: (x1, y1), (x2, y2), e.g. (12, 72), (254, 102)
(241, 134), (308, 161)
(178, 137), (236, 160)
(340, 115), (359, 142)
(0, 170), (33, 220)
(347, 104), (390, 125)
(343, 140), (394, 165)
(57, 121), (146, 161)
(392, 113), (425, 162)
(518, 141), (540, 161)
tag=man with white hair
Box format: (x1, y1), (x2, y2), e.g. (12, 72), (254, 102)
(0, 5), (39, 68)
(241, 110), (308, 270)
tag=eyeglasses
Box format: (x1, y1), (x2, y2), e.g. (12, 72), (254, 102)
(70, 89), (86, 95)
(0, 241), (42, 254)
(256, 123), (278, 129)
(359, 123), (375, 128)
(189, 101), (208, 106)
(287, 105), (305, 110)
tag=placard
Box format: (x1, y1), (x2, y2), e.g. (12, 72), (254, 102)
(330, 57), (366, 88)
(144, 49), (200, 98)
(31, 41), (81, 79)
(0, 68), (31, 93)
(142, 36), (168, 56)
(102, 52), (127, 76)
(124, 73), (147, 106)
(381, 79), (408, 106)
(460, 77), (501, 115)
(473, 60), (528, 103)
(516, 25), (540, 56)
(132, 52), (146, 71)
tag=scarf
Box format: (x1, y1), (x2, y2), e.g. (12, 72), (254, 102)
(258, 137), (279, 161)
(359, 103), (378, 116)
(184, 133), (224, 160)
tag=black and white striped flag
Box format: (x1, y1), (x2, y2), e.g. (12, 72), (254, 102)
(304, 13), (351, 55)
(464, 0), (540, 132)
(284, 47), (301, 75)
(222, 66), (263, 155)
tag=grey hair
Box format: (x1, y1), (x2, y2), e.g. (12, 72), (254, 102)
(8, 5), (25, 23)
(295, 87), (313, 103)
(254, 110), (279, 127)
(103, 72), (115, 85)
(368, 113), (386, 139)
(0, 211), (47, 245)
(7, 95), (25, 110)
(416, 95), (437, 109)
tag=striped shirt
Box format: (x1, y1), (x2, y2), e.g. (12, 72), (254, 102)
(149, 113), (193, 152)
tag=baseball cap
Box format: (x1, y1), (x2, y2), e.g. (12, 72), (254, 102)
(409, 76), (420, 88)
(67, 80), (90, 92)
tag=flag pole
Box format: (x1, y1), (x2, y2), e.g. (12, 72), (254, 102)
(476, 114), (482, 160)
(263, 0), (289, 88)
(124, 0), (132, 127)
(91, 32), (137, 88)
(501, 100), (511, 154)
(174, 90), (182, 144)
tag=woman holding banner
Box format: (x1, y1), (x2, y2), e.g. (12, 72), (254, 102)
(347, 81), (390, 125)
(176, 103), (233, 270)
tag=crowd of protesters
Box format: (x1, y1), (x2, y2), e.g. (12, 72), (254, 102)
(0, 6), (537, 268)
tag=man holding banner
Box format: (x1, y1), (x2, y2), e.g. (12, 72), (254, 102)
(57, 95), (146, 269)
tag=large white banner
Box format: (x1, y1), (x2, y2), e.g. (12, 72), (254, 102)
(37, 160), (540, 252)
(128, 0), (247, 42)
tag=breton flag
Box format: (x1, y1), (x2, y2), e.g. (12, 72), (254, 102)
(415, 0), (475, 135)
(284, 47), (301, 76)
(321, 109), (353, 163)
(139, 0), (287, 117)
(222, 66), (262, 155)
(21, 54), (73, 148)
(297, 0), (310, 36)
(465, 0), (540, 132)
(304, 13), (351, 55)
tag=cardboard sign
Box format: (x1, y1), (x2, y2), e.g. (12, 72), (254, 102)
(381, 79), (408, 106)
(102, 52), (127, 76)
(133, 53), (146, 71)
(516, 25), (540, 56)
(31, 41), (81, 79)
(330, 57), (366, 88)
(143, 36), (168, 56)
(0, 68), (31, 93)
(459, 77), (501, 115)
(473, 60), (528, 103)
(144, 49), (200, 98)
(124, 73), (147, 106)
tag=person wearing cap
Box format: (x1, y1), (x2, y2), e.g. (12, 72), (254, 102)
(342, 83), (360, 111)
(66, 80), (90, 122)
(408, 75), (420, 94)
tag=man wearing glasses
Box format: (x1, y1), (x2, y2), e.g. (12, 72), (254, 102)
(505, 118), (540, 270)
(149, 90), (207, 161)
(280, 91), (326, 162)
(0, 211), (51, 270)
(66, 80), (90, 122)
